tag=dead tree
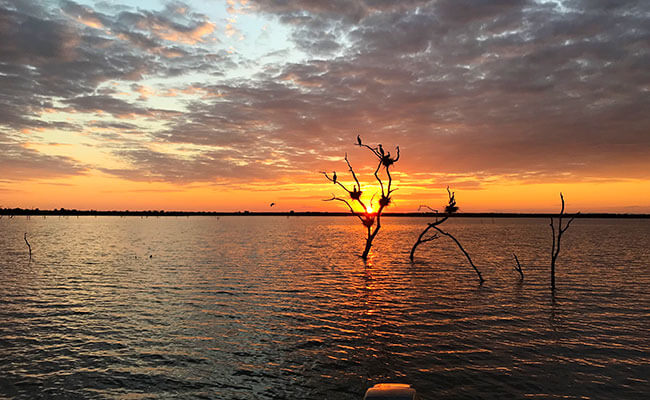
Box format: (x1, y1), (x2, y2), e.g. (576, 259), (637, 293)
(550, 192), (578, 290)
(513, 253), (524, 280)
(323, 136), (399, 260)
(24, 233), (32, 260)
(410, 188), (484, 284)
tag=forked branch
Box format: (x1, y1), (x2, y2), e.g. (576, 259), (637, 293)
(550, 192), (579, 290)
(410, 187), (484, 284)
(409, 187), (455, 262)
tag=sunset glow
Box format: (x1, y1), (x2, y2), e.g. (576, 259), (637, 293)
(1, 1), (648, 213)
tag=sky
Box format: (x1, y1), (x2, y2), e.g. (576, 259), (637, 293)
(1, 0), (649, 213)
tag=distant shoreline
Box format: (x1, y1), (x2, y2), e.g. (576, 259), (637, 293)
(1, 208), (648, 219)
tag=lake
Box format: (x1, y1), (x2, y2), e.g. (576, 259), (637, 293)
(1, 216), (648, 399)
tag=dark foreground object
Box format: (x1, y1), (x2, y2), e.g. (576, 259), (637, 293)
(364, 383), (418, 399)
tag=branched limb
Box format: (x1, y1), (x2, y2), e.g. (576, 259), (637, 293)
(409, 187), (457, 262)
(344, 153), (362, 192)
(357, 136), (400, 168)
(421, 233), (440, 243)
(373, 159), (385, 197)
(409, 216), (450, 262)
(322, 170), (369, 212)
(356, 135), (382, 158)
(322, 171), (352, 195)
(385, 165), (396, 196)
(325, 196), (364, 224)
(550, 192), (579, 290)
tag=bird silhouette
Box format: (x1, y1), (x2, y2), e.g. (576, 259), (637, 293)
(357, 135), (362, 145)
(332, 171), (337, 183)
(270, 202), (275, 207)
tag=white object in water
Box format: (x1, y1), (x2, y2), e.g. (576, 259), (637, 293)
(363, 383), (418, 400)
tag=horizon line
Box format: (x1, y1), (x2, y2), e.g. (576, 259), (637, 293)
(1, 208), (648, 219)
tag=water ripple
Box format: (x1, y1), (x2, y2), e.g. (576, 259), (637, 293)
(1, 216), (649, 399)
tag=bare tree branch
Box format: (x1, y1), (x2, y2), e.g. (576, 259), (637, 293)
(409, 187), (455, 262)
(550, 192), (579, 291)
(409, 187), (484, 283)
(322, 169), (369, 213)
(432, 225), (484, 284)
(324, 196), (364, 223)
(420, 234), (440, 243)
(418, 205), (438, 213)
(344, 153), (362, 195)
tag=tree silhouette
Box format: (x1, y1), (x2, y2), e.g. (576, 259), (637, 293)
(322, 136), (399, 260)
(410, 188), (484, 284)
(550, 192), (578, 290)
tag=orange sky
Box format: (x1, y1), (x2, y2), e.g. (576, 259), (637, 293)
(1, 1), (649, 213)
(3, 169), (649, 213)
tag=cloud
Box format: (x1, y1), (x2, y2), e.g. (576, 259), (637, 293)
(0, 1), (226, 127)
(0, 0), (648, 186)
(99, 146), (278, 184)
(0, 134), (87, 180)
(226, 0), (650, 182)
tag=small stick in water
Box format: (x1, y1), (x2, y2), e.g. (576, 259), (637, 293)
(24, 233), (32, 260)
(513, 253), (524, 280)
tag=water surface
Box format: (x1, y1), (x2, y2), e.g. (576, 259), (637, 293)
(1, 216), (649, 399)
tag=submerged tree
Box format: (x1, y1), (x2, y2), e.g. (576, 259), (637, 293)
(550, 192), (578, 290)
(322, 136), (399, 260)
(410, 188), (484, 284)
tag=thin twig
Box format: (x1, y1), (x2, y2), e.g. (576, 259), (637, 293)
(418, 205), (438, 213)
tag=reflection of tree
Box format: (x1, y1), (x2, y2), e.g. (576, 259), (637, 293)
(410, 188), (484, 284)
(322, 136), (399, 260)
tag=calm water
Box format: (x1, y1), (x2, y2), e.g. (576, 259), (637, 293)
(1, 216), (649, 399)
